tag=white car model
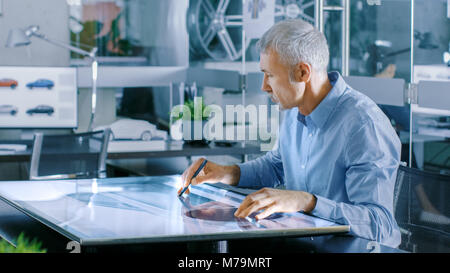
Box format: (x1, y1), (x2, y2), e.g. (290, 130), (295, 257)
(94, 119), (168, 141)
(0, 105), (18, 115)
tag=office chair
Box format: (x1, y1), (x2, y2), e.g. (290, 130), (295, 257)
(393, 165), (450, 252)
(29, 129), (111, 180)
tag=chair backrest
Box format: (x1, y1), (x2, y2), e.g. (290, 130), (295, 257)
(29, 129), (111, 180)
(394, 165), (450, 238)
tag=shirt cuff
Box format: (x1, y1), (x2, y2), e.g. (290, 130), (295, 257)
(236, 162), (255, 188)
(310, 195), (336, 221)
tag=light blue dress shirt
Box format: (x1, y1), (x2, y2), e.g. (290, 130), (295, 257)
(238, 71), (402, 248)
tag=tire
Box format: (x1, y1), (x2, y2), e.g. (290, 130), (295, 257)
(10, 84), (17, 89)
(141, 131), (152, 141)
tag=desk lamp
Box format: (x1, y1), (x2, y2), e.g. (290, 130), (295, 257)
(366, 31), (440, 75)
(6, 25), (98, 131)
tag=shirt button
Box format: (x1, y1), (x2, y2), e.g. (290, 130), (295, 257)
(301, 164), (305, 169)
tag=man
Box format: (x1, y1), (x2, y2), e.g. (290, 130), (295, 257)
(178, 19), (401, 247)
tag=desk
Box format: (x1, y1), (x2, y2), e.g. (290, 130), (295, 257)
(0, 175), (361, 253)
(0, 140), (264, 163)
(0, 140), (264, 179)
(0, 202), (405, 253)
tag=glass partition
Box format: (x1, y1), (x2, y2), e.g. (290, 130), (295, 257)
(65, 0), (450, 177)
(239, 0), (415, 157)
(411, 0), (450, 175)
(342, 0), (413, 166)
(181, 0), (420, 158)
(68, 0), (189, 66)
(346, 0), (412, 80)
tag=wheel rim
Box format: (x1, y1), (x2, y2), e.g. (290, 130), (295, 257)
(188, 0), (250, 61)
(141, 131), (152, 141)
(187, 0), (315, 61)
(274, 0), (315, 24)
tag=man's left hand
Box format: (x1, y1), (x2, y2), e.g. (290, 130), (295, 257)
(234, 188), (317, 220)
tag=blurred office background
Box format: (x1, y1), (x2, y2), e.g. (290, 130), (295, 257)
(0, 0), (448, 182)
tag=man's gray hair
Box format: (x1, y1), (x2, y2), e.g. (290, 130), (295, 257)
(257, 19), (329, 72)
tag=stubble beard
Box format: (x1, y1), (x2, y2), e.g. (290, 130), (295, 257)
(269, 94), (286, 110)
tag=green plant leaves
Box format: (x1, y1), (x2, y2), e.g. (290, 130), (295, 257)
(0, 232), (47, 253)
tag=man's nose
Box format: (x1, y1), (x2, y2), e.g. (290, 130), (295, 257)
(261, 75), (272, 92)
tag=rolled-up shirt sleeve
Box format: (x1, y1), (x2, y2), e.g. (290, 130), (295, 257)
(311, 120), (402, 248)
(237, 144), (284, 189)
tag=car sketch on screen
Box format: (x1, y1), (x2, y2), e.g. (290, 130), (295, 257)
(26, 79), (54, 89)
(94, 119), (168, 141)
(0, 79), (18, 89)
(26, 105), (54, 116)
(0, 105), (18, 115)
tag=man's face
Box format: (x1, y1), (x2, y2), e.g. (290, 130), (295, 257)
(259, 49), (306, 110)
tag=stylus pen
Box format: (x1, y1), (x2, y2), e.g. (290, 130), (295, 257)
(245, 216), (266, 229)
(178, 159), (208, 196)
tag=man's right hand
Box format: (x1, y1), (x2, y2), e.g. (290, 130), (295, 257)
(177, 158), (241, 195)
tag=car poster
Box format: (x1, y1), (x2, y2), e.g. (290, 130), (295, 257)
(0, 66), (77, 128)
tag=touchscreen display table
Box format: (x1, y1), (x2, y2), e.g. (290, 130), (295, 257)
(0, 176), (349, 246)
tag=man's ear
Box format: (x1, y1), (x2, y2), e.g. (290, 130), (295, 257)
(292, 62), (312, 83)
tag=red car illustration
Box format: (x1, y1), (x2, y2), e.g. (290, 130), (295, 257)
(0, 79), (18, 89)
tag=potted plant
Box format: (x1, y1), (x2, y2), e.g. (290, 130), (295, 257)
(0, 232), (46, 253)
(170, 97), (210, 145)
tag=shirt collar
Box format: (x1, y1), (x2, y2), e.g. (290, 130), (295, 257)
(297, 71), (347, 128)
